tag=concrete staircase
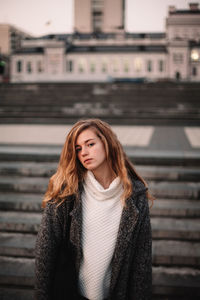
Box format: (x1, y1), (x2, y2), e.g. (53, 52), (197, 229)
(0, 146), (200, 299)
(0, 82), (200, 125)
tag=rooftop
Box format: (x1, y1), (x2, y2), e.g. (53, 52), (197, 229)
(169, 3), (200, 15)
(66, 44), (167, 53)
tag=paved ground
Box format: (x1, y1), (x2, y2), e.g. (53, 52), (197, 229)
(0, 124), (200, 154)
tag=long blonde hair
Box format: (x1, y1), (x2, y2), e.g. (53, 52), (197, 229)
(42, 119), (153, 208)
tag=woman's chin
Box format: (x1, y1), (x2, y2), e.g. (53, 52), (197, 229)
(85, 166), (95, 171)
(84, 164), (97, 172)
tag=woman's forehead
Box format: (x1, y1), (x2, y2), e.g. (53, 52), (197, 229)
(76, 128), (97, 144)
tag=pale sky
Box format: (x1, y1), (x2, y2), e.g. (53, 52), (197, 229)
(1, 0), (199, 37)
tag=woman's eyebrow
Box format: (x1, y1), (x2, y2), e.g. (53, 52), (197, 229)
(75, 138), (95, 147)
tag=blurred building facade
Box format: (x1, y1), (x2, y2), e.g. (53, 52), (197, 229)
(167, 3), (200, 81)
(74, 0), (125, 33)
(9, 2), (200, 83)
(0, 24), (32, 56)
(0, 24), (32, 81)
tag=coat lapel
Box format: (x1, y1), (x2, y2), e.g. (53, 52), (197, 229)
(69, 194), (83, 273)
(109, 195), (139, 294)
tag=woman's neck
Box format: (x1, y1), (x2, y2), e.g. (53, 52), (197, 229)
(92, 167), (116, 189)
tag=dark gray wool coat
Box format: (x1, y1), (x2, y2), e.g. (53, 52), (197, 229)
(34, 178), (152, 300)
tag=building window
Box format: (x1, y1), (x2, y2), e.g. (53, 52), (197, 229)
(37, 61), (43, 73)
(192, 67), (197, 76)
(27, 61), (32, 73)
(78, 60), (84, 73)
(78, 59), (87, 73)
(93, 12), (103, 31)
(92, 0), (103, 31)
(92, 0), (103, 10)
(123, 60), (129, 73)
(173, 53), (183, 63)
(112, 59), (119, 72)
(101, 60), (107, 73)
(134, 58), (142, 72)
(90, 61), (95, 73)
(147, 60), (152, 72)
(158, 60), (164, 72)
(66, 60), (73, 72)
(16, 60), (22, 73)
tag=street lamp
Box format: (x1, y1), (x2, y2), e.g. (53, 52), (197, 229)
(191, 49), (199, 61)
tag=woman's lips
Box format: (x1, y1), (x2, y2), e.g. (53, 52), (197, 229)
(84, 158), (92, 164)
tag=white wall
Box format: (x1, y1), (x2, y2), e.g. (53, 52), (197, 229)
(11, 51), (168, 82)
(168, 45), (189, 80)
(11, 54), (45, 82)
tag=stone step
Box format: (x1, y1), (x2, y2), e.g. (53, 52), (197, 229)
(151, 217), (200, 240)
(0, 256), (199, 297)
(0, 91), (199, 104)
(0, 211), (200, 240)
(0, 93), (200, 107)
(1, 108), (199, 119)
(1, 116), (200, 126)
(0, 256), (34, 287)
(1, 145), (200, 166)
(1, 232), (199, 268)
(0, 146), (60, 162)
(0, 233), (35, 258)
(0, 105), (70, 111)
(149, 181), (200, 200)
(127, 149), (200, 167)
(0, 193), (200, 218)
(0, 176), (48, 194)
(1, 162), (200, 182)
(1, 87), (200, 104)
(152, 266), (200, 297)
(0, 211), (41, 234)
(0, 193), (42, 212)
(152, 240), (200, 267)
(0, 287), (34, 300)
(1, 176), (200, 199)
(0, 161), (57, 177)
(136, 165), (200, 182)
(0, 145), (62, 163)
(150, 199), (200, 218)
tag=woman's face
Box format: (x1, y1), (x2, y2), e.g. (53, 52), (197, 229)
(75, 128), (107, 172)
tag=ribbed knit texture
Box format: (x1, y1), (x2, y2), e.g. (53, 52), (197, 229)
(78, 171), (123, 300)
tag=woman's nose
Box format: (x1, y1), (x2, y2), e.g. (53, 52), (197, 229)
(81, 147), (88, 156)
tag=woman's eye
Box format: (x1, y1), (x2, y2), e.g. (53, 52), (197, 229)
(88, 143), (94, 147)
(76, 148), (81, 152)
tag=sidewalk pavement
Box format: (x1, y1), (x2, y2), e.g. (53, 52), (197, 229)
(0, 124), (200, 155)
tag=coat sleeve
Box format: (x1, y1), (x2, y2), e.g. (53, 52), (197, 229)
(129, 192), (152, 300)
(34, 202), (62, 300)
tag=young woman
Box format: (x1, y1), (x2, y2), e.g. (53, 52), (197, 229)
(35, 119), (153, 300)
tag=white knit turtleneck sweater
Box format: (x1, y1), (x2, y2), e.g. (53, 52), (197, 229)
(78, 171), (123, 300)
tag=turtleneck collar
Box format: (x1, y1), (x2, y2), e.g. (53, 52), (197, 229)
(83, 171), (123, 201)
